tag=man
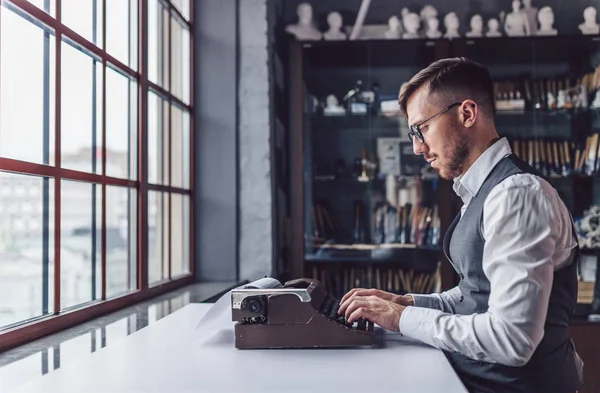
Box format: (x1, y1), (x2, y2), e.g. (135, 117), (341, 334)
(338, 57), (583, 393)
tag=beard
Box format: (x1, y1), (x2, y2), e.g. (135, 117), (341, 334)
(433, 131), (471, 180)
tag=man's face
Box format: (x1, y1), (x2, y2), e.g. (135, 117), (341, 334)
(405, 85), (470, 180)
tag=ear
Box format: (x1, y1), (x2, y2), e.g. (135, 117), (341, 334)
(460, 100), (478, 128)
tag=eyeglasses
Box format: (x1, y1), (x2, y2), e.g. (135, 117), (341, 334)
(408, 102), (461, 143)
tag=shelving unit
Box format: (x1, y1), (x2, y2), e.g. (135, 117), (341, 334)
(289, 38), (457, 297)
(288, 34), (600, 293)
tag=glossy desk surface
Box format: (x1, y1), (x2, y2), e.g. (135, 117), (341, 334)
(10, 303), (468, 393)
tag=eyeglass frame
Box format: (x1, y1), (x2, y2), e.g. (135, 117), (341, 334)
(407, 102), (462, 143)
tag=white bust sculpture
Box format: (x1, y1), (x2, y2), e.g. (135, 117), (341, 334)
(420, 5), (438, 23)
(537, 6), (557, 36)
(444, 12), (460, 39)
(580, 7), (600, 35)
(323, 95), (345, 115)
(466, 14), (484, 37)
(504, 0), (531, 36)
(323, 11), (347, 40)
(426, 17), (442, 39)
(385, 15), (402, 39)
(522, 0), (539, 35)
(403, 12), (421, 39)
(486, 18), (502, 37)
(285, 3), (322, 41)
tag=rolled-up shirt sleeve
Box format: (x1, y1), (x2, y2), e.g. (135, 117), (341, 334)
(399, 178), (565, 367)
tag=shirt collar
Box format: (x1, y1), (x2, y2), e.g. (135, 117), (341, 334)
(452, 137), (512, 204)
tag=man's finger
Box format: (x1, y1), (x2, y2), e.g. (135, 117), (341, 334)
(347, 306), (373, 324)
(340, 288), (363, 304)
(339, 292), (363, 315)
(339, 289), (374, 314)
(344, 298), (369, 321)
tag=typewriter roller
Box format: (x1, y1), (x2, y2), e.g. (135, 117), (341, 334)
(231, 278), (374, 349)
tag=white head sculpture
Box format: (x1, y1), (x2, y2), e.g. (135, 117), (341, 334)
(298, 3), (313, 25)
(537, 6), (556, 35)
(420, 5), (438, 21)
(584, 6), (597, 25)
(327, 11), (342, 30)
(470, 14), (483, 33)
(404, 12), (420, 34)
(388, 15), (401, 31)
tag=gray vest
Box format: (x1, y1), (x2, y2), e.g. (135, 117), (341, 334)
(443, 154), (582, 393)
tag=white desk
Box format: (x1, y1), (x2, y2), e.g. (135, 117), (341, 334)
(10, 303), (468, 393)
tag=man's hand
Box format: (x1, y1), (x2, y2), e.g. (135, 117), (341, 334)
(338, 294), (407, 332)
(339, 288), (414, 308)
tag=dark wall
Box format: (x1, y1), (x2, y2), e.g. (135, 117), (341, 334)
(280, 0), (600, 37)
(194, 0), (239, 281)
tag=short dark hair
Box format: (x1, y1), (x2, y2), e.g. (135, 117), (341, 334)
(398, 57), (495, 119)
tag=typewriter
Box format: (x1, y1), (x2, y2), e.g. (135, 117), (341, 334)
(231, 277), (374, 349)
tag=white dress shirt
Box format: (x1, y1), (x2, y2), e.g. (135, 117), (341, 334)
(399, 137), (578, 367)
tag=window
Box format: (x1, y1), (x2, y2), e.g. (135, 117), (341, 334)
(148, 190), (168, 284)
(0, 7), (55, 165)
(61, 40), (102, 174)
(147, 91), (169, 185)
(105, 66), (137, 180)
(105, 0), (137, 70)
(0, 172), (55, 328)
(0, 1), (194, 339)
(148, 0), (169, 90)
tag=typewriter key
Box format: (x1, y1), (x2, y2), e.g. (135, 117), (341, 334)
(357, 319), (367, 331)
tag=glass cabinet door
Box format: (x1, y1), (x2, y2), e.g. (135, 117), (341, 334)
(299, 39), (448, 298)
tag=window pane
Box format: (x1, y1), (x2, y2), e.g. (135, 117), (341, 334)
(61, 180), (102, 310)
(0, 7), (55, 165)
(148, 0), (169, 89)
(170, 18), (190, 104)
(148, 92), (169, 185)
(148, 92), (158, 184)
(0, 173), (54, 329)
(183, 110), (190, 189)
(105, 0), (137, 70)
(170, 105), (183, 188)
(169, 106), (190, 189)
(170, 193), (189, 277)
(172, 0), (190, 21)
(106, 67), (137, 179)
(148, 191), (168, 284)
(61, 40), (102, 174)
(106, 186), (137, 297)
(183, 195), (189, 275)
(171, 193), (182, 277)
(61, 0), (102, 47)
